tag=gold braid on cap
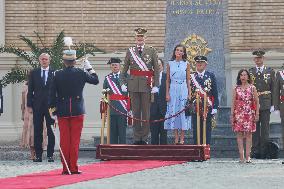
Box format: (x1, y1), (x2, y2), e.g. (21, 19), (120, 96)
(49, 107), (56, 114)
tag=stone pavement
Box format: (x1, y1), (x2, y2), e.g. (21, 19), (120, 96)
(0, 156), (284, 189)
(1, 139), (284, 189)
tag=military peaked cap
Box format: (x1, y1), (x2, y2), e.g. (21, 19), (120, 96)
(134, 27), (147, 36)
(194, 55), (208, 64)
(252, 50), (265, 57)
(107, 57), (122, 64)
(63, 49), (76, 60)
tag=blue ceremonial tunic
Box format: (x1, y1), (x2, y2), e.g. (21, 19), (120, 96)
(48, 66), (99, 117)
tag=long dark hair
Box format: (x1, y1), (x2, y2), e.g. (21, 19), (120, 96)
(170, 44), (187, 61)
(236, 69), (251, 85)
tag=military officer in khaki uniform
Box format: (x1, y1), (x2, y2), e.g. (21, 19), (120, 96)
(274, 64), (284, 163)
(120, 27), (159, 145)
(249, 50), (275, 159)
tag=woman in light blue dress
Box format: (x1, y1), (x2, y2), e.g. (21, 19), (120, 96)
(164, 44), (191, 144)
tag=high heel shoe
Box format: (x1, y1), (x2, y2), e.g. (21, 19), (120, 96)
(246, 158), (252, 163)
(179, 141), (184, 145)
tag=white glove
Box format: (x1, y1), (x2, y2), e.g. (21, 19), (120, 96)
(270, 106), (275, 113)
(211, 109), (217, 115)
(50, 114), (58, 124)
(83, 59), (92, 70)
(151, 86), (159, 94)
(274, 110), (280, 115)
(121, 84), (127, 92)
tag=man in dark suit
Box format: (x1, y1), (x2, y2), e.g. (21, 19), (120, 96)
(249, 50), (275, 159)
(150, 58), (167, 145)
(190, 55), (219, 145)
(27, 53), (55, 162)
(273, 64), (283, 162)
(103, 57), (128, 144)
(49, 50), (99, 174)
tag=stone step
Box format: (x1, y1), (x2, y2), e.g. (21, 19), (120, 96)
(212, 124), (234, 136)
(94, 134), (282, 148)
(216, 107), (231, 124)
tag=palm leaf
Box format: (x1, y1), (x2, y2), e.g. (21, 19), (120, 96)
(0, 45), (38, 68)
(0, 30), (105, 87)
(49, 31), (65, 70)
(34, 31), (46, 48)
(19, 35), (42, 58)
(0, 67), (29, 87)
(75, 43), (105, 59)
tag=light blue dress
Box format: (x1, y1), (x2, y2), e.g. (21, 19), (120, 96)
(164, 60), (191, 130)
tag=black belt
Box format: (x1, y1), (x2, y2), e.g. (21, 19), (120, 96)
(59, 96), (82, 100)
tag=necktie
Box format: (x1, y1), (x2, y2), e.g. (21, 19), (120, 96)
(138, 46), (142, 56)
(42, 70), (46, 85)
(114, 73), (118, 79)
(199, 74), (203, 79)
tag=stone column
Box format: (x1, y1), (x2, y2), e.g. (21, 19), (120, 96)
(0, 0), (5, 45)
(164, 0), (227, 105)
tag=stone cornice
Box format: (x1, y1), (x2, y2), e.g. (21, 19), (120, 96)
(228, 52), (284, 69)
(0, 52), (165, 70)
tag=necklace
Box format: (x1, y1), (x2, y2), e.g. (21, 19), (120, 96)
(176, 60), (182, 68)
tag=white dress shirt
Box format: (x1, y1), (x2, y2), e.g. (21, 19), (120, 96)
(41, 66), (49, 85)
(256, 65), (264, 73)
(196, 70), (205, 78)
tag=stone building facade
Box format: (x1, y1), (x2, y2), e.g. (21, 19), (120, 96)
(0, 0), (283, 142)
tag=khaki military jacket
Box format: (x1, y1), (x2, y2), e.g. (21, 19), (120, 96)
(249, 66), (275, 111)
(274, 70), (284, 118)
(120, 45), (159, 93)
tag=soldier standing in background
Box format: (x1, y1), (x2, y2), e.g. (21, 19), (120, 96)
(120, 27), (159, 145)
(103, 57), (128, 144)
(150, 58), (167, 145)
(249, 50), (275, 159)
(274, 64), (284, 163)
(0, 84), (3, 115)
(190, 55), (219, 145)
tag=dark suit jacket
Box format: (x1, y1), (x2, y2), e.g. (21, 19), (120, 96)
(150, 72), (167, 117)
(190, 71), (219, 111)
(27, 67), (53, 110)
(103, 73), (128, 116)
(48, 66), (99, 117)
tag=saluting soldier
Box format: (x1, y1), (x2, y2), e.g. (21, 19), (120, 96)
(103, 57), (128, 144)
(49, 50), (99, 175)
(120, 27), (159, 145)
(249, 50), (275, 159)
(274, 64), (284, 163)
(190, 56), (219, 145)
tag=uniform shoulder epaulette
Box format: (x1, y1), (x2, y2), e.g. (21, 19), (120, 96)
(53, 69), (63, 76)
(266, 66), (273, 71)
(149, 46), (157, 50)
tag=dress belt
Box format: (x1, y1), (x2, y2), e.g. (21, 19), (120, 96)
(257, 91), (271, 96)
